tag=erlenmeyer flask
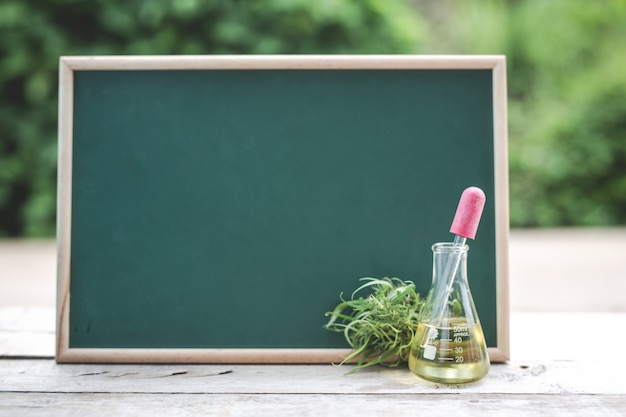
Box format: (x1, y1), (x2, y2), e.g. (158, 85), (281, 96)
(409, 242), (489, 384)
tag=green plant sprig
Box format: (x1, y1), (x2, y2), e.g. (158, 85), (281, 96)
(324, 277), (423, 374)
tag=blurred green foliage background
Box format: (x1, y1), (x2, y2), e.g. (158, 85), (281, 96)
(1, 0), (625, 237)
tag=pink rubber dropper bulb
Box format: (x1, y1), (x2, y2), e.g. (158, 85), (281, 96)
(449, 186), (486, 243)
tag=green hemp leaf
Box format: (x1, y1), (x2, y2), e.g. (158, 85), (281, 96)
(324, 277), (423, 374)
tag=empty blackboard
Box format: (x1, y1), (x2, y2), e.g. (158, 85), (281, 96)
(56, 55), (509, 363)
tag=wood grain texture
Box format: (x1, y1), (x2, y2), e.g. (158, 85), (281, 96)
(1, 360), (623, 395)
(492, 57), (511, 364)
(56, 57), (73, 362)
(1, 393), (624, 417)
(60, 54), (505, 70)
(1, 359), (625, 416)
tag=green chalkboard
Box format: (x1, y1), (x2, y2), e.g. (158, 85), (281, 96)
(56, 56), (509, 363)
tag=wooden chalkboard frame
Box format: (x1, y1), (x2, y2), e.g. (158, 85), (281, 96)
(56, 55), (509, 363)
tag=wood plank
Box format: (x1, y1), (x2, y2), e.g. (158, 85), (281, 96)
(1, 392), (624, 417)
(0, 359), (623, 395)
(61, 54), (505, 70)
(492, 55), (510, 364)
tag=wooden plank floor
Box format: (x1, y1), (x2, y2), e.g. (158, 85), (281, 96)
(3, 392), (624, 417)
(1, 358), (625, 416)
(2, 358), (624, 394)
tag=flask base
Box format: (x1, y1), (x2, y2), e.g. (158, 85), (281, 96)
(409, 356), (490, 384)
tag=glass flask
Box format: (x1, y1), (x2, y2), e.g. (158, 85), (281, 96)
(409, 242), (490, 384)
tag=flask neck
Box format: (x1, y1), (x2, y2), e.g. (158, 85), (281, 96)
(418, 241), (478, 326)
(431, 242), (469, 285)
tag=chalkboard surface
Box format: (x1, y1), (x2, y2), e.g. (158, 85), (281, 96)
(56, 56), (509, 363)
